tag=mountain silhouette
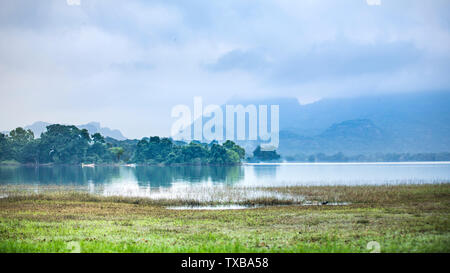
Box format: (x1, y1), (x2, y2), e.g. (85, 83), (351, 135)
(22, 121), (126, 140)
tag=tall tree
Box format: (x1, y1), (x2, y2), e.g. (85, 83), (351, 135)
(39, 125), (91, 163)
(8, 127), (34, 162)
(109, 147), (125, 162)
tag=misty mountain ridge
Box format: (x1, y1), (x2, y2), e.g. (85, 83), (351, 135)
(17, 121), (127, 140)
(228, 91), (450, 155)
(173, 91), (449, 155)
(277, 119), (387, 155)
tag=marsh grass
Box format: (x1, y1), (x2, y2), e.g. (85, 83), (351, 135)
(266, 183), (450, 205)
(0, 192), (300, 207)
(0, 185), (305, 206)
(0, 184), (449, 253)
(2, 183), (448, 206)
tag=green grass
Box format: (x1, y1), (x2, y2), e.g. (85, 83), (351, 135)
(0, 184), (449, 253)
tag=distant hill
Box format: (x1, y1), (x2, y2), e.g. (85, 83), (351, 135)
(277, 119), (387, 155)
(77, 122), (126, 140)
(227, 91), (450, 155)
(23, 121), (51, 138)
(15, 121), (127, 140)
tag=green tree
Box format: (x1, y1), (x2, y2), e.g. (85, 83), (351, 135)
(0, 133), (13, 161)
(181, 142), (210, 164)
(85, 133), (108, 163)
(21, 140), (40, 164)
(39, 125), (91, 164)
(8, 127), (34, 162)
(109, 147), (125, 162)
(9, 127), (34, 144)
(209, 144), (228, 164)
(223, 140), (245, 160)
(252, 145), (281, 161)
(92, 133), (105, 144)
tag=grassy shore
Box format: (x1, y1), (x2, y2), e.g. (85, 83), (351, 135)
(0, 184), (449, 253)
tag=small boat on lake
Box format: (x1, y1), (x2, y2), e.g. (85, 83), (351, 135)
(123, 163), (136, 167)
(81, 163), (95, 168)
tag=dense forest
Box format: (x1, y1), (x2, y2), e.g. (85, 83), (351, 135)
(0, 125), (246, 165)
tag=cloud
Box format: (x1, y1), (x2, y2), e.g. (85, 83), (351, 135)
(0, 0), (449, 138)
(206, 49), (270, 72)
(271, 40), (421, 84)
(207, 40), (422, 85)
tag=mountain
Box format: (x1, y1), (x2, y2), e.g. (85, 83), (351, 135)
(228, 91), (450, 155)
(18, 121), (127, 140)
(277, 119), (387, 155)
(320, 119), (384, 140)
(24, 121), (51, 138)
(77, 122), (126, 140)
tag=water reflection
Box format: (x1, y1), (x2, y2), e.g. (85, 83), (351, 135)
(253, 165), (279, 179)
(0, 163), (449, 190)
(0, 165), (244, 187)
(0, 165), (120, 185)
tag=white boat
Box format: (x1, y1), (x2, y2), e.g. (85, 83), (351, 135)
(81, 163), (95, 168)
(123, 163), (136, 167)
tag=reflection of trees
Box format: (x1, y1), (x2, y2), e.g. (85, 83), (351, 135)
(134, 166), (174, 187)
(253, 165), (279, 179)
(81, 166), (121, 185)
(0, 166), (121, 185)
(208, 165), (243, 185)
(0, 165), (245, 188)
(0, 166), (40, 185)
(133, 166), (244, 187)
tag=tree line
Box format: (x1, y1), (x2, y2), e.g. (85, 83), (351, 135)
(0, 124), (247, 165)
(284, 152), (450, 162)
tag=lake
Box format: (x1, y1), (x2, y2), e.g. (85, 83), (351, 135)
(1, 162), (449, 200)
(0, 162), (450, 203)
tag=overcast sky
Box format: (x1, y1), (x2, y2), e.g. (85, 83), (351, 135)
(1, 0), (449, 138)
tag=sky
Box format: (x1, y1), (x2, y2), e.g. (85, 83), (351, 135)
(0, 0), (449, 138)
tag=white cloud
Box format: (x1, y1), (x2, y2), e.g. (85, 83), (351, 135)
(0, 0), (449, 138)
(366, 0), (381, 6)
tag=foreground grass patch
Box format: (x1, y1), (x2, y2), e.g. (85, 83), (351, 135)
(0, 184), (449, 253)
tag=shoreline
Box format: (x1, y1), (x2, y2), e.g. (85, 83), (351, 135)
(2, 160), (450, 167)
(245, 161), (450, 165)
(0, 162), (243, 167)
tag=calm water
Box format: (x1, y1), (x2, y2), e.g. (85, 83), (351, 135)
(0, 163), (449, 199)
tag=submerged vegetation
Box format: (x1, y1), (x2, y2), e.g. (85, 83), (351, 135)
(0, 184), (449, 253)
(0, 125), (246, 165)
